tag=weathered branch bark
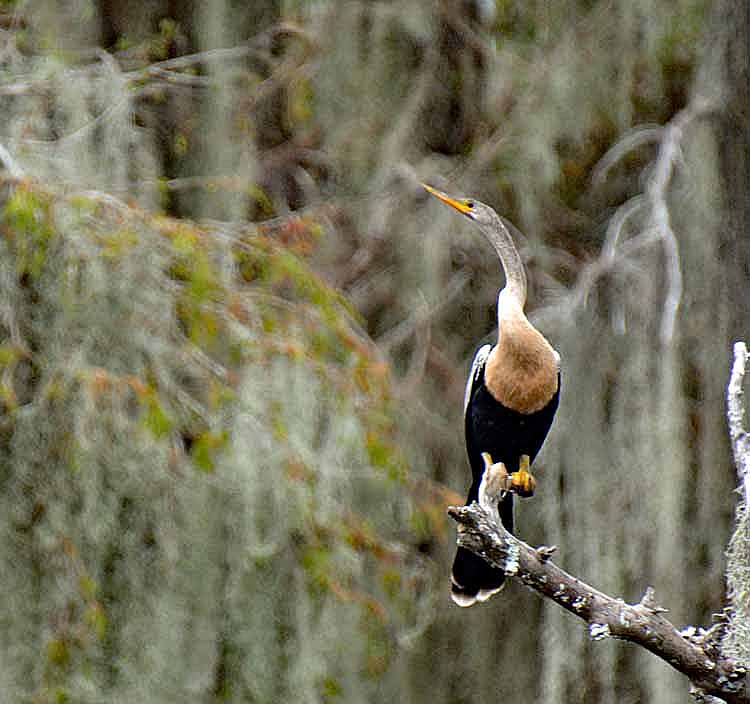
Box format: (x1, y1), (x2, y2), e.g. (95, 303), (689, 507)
(727, 341), (750, 506)
(447, 503), (749, 703)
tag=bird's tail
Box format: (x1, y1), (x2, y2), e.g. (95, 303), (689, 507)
(450, 491), (513, 607)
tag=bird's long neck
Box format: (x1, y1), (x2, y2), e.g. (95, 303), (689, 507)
(479, 214), (527, 308)
(482, 219), (558, 414)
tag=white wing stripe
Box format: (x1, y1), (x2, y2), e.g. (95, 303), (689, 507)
(463, 344), (492, 414)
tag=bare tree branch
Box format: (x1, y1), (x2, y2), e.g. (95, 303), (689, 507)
(535, 96), (719, 339)
(447, 502), (748, 702)
(727, 341), (750, 506)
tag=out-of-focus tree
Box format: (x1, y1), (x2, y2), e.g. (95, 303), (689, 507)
(0, 0), (748, 702)
(0, 176), (442, 701)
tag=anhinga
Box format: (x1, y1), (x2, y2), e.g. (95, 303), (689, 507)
(423, 184), (560, 607)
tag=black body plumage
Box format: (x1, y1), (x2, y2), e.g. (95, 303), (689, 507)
(451, 351), (560, 603)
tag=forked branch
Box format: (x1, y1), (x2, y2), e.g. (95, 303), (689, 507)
(448, 341), (750, 700)
(447, 502), (748, 702)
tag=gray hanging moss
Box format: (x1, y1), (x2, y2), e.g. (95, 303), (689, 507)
(1, 1), (746, 703)
(0, 180), (435, 702)
(724, 504), (750, 667)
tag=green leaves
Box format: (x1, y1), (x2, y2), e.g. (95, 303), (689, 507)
(0, 180), (437, 704)
(2, 185), (56, 279)
(190, 430), (229, 473)
(141, 390), (174, 439)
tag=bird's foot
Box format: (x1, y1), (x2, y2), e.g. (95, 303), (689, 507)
(478, 452), (510, 513)
(509, 454), (536, 497)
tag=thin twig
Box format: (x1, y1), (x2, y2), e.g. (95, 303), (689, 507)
(591, 125), (663, 187)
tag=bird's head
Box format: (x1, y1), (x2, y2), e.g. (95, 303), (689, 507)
(421, 182), (527, 306)
(421, 183), (498, 229)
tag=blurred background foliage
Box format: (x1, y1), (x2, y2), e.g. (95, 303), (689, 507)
(0, 0), (748, 702)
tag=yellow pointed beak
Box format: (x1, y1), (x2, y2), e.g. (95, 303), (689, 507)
(421, 183), (474, 216)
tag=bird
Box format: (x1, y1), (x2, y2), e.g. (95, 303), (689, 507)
(422, 183), (561, 607)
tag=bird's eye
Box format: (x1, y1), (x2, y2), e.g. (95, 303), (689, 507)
(466, 201), (474, 209)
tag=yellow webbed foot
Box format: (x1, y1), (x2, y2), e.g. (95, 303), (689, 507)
(509, 454), (536, 498)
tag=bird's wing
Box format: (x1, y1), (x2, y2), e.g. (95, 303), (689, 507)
(464, 344), (491, 416)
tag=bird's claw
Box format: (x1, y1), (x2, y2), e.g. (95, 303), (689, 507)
(479, 453), (537, 504)
(509, 454), (536, 497)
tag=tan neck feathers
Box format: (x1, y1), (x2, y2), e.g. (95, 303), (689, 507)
(484, 310), (559, 414)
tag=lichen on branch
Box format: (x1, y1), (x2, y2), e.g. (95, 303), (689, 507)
(448, 501), (748, 703)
